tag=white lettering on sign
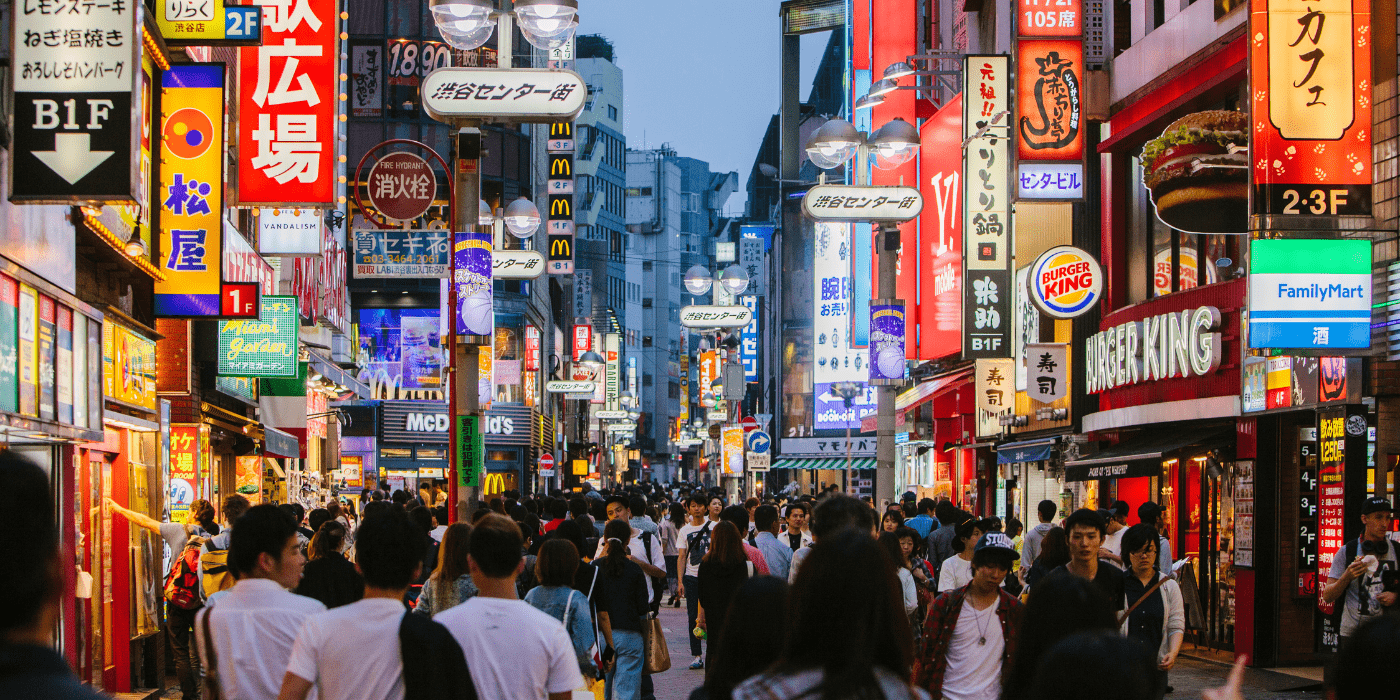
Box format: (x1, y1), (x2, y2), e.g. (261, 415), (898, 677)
(405, 412), (449, 432)
(1084, 305), (1222, 394)
(1085, 464), (1131, 478)
(485, 415), (515, 435)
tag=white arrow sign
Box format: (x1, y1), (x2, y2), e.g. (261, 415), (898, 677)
(802, 185), (923, 223)
(32, 132), (115, 185)
(492, 250), (547, 280)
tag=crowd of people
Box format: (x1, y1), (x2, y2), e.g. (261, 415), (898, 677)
(2, 448), (1398, 700)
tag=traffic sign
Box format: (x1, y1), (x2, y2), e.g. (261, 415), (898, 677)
(802, 185), (923, 223)
(367, 152), (437, 222)
(745, 430), (772, 455)
(741, 416), (761, 433)
(538, 453), (555, 477)
(747, 453), (771, 472)
(11, 3), (141, 202)
(422, 69), (587, 123)
(596, 410), (629, 420)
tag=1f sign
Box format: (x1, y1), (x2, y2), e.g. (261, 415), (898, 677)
(10, 1), (140, 202)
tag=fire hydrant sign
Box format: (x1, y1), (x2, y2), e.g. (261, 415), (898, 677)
(9, 0), (141, 202)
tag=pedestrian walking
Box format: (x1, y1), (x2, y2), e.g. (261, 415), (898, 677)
(732, 529), (924, 700)
(1137, 502), (1174, 575)
(720, 505), (770, 576)
(281, 507), (475, 700)
(662, 503), (685, 606)
(1101, 501), (1130, 570)
(1021, 500), (1058, 574)
(1000, 567), (1117, 700)
(879, 532), (919, 619)
(698, 521), (754, 675)
(1043, 509), (1124, 611)
(0, 451), (107, 700)
(928, 501), (963, 576)
(776, 502), (813, 552)
(525, 540), (598, 682)
(595, 519), (650, 700)
(1023, 526), (1069, 591)
(905, 499), (938, 542)
(1321, 497), (1398, 645)
(936, 518), (986, 593)
(435, 514), (583, 700)
(789, 495), (876, 583)
(200, 494), (253, 599)
(689, 576), (789, 700)
(677, 495), (714, 670)
(195, 504), (324, 700)
(414, 522), (478, 617)
(911, 533), (1023, 700)
(882, 510), (905, 534)
(1118, 524), (1184, 700)
(1028, 631), (1163, 700)
(1329, 614), (1400, 700)
(295, 519), (364, 609)
(752, 505), (794, 581)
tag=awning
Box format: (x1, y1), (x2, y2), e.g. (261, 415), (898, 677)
(1063, 429), (1231, 482)
(772, 457), (877, 470)
(896, 367), (973, 411)
(996, 438), (1057, 464)
(263, 426), (300, 459)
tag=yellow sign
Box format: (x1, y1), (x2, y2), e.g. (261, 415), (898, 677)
(154, 64), (224, 316)
(573, 459), (589, 476)
(722, 425), (745, 475)
(103, 324), (157, 412)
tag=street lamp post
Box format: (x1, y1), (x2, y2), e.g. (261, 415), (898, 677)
(830, 381), (864, 494)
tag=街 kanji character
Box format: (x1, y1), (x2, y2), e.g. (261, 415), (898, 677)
(549, 83), (576, 102)
(250, 113), (322, 184)
(252, 39), (323, 107)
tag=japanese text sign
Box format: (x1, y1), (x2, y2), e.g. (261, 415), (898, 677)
(10, 0), (140, 203)
(975, 358), (1015, 438)
(159, 1), (264, 46)
(740, 295), (760, 381)
(802, 185), (923, 223)
(494, 250), (547, 279)
(1025, 343), (1068, 403)
(572, 324), (592, 361)
(223, 221), (277, 293)
(352, 228), (450, 278)
(1017, 162), (1085, 199)
(680, 305), (753, 329)
(421, 68), (587, 122)
(238, 0), (338, 205)
(155, 65), (225, 317)
(573, 269), (592, 315)
(963, 56), (1013, 359)
(455, 231), (493, 337)
(103, 323), (157, 411)
(367, 152), (436, 222)
(739, 238), (765, 296)
(918, 94), (963, 361)
(169, 425), (201, 521)
(1250, 0), (1372, 218)
(1316, 407), (1345, 571)
(1248, 238), (1372, 349)
(217, 295), (299, 377)
(350, 43), (383, 118)
(869, 302), (906, 385)
(1016, 40), (1084, 161)
(1017, 0), (1082, 36)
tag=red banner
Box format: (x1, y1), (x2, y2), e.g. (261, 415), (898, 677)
(917, 94), (963, 360)
(237, 0), (339, 205)
(1017, 0), (1083, 37)
(871, 0), (919, 349)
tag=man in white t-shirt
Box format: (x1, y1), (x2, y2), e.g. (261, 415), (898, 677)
(1099, 501), (1129, 570)
(912, 533), (1024, 700)
(281, 508), (465, 700)
(675, 495), (712, 669)
(436, 514), (582, 700)
(195, 505), (324, 700)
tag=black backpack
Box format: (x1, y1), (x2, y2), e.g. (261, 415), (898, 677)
(399, 612), (479, 700)
(686, 522), (713, 568)
(639, 531), (665, 612)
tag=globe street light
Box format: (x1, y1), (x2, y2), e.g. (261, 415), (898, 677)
(869, 118), (920, 171)
(430, 0), (579, 51)
(683, 265), (714, 295)
(503, 196), (541, 237)
(882, 60), (917, 82)
(717, 264), (750, 296)
(478, 199), (494, 227)
(804, 118), (861, 170)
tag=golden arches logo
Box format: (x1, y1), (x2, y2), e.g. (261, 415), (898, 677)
(550, 198), (572, 217)
(550, 123), (573, 138)
(550, 157), (572, 177)
(550, 238), (573, 256)
(483, 472), (507, 494)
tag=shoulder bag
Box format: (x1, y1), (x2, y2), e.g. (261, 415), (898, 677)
(196, 607), (224, 700)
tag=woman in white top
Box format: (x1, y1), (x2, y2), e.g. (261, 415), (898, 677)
(879, 532), (919, 617)
(1119, 524), (1185, 700)
(936, 518), (986, 593)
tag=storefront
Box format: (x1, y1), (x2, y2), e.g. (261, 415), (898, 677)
(379, 400), (450, 494)
(481, 404), (537, 497)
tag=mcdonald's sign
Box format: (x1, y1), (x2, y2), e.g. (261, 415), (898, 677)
(549, 235), (574, 259)
(483, 471), (508, 495)
(548, 154), (573, 178)
(549, 123), (574, 139)
(548, 194), (573, 219)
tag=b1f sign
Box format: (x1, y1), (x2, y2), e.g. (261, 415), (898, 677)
(1249, 239), (1372, 350)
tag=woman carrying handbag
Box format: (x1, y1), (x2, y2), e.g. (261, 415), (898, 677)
(1118, 524), (1185, 700)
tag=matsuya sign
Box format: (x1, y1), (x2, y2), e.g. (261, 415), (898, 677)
(422, 68), (587, 123)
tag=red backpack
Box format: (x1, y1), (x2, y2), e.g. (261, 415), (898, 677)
(165, 544), (203, 610)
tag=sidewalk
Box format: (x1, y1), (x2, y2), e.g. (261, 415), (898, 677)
(651, 601), (706, 700)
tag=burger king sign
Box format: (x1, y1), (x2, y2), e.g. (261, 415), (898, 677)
(1027, 246), (1103, 319)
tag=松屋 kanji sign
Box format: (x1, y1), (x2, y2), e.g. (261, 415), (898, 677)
(10, 0), (141, 202)
(238, 0), (338, 205)
(421, 68), (587, 123)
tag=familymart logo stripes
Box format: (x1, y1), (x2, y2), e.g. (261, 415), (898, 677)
(1248, 239), (1372, 349)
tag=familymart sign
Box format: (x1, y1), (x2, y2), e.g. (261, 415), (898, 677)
(1248, 239), (1372, 350)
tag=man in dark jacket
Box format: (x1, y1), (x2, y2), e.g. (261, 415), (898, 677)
(0, 450), (106, 699)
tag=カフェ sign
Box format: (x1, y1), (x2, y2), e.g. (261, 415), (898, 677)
(1085, 306), (1222, 394)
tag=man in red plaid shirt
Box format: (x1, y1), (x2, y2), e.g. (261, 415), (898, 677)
(912, 533), (1025, 700)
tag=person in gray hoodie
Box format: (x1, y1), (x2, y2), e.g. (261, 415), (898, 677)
(1021, 500), (1059, 574)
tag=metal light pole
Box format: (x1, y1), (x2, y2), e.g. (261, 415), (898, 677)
(830, 380), (864, 494)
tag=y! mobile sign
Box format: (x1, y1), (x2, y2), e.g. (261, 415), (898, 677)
(238, 0), (338, 205)
(1248, 239), (1372, 350)
(918, 94), (962, 360)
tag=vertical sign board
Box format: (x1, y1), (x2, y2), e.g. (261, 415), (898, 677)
(869, 302), (907, 384)
(574, 269), (593, 316)
(739, 295), (760, 381)
(10, 0), (140, 202)
(1316, 407), (1346, 647)
(739, 238), (766, 296)
(37, 296), (56, 420)
(169, 425), (201, 522)
(547, 124), (576, 274)
(456, 415), (482, 489)
(155, 65), (226, 316)
(237, 0), (338, 205)
(975, 358), (1015, 438)
(963, 56), (1013, 359)
(814, 222), (868, 430)
(572, 324), (593, 362)
(455, 231), (493, 338)
(678, 340), (690, 424)
(1025, 343), (1068, 403)
(350, 43), (384, 118)
(1015, 0), (1085, 199)
(0, 276), (17, 414)
(918, 94), (964, 360)
(1251, 0), (1373, 218)
(605, 333), (621, 409)
(1248, 239), (1372, 349)
(722, 425), (745, 476)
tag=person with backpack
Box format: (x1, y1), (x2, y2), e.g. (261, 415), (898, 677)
(107, 496), (215, 700)
(1322, 497), (1399, 644)
(675, 495), (713, 670)
(200, 494), (252, 600)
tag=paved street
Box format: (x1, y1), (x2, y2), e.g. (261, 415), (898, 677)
(651, 603), (706, 700)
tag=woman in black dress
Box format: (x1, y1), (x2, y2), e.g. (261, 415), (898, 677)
(696, 520), (751, 676)
(294, 520), (363, 608)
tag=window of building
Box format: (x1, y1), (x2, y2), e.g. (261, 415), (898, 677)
(643, 335), (653, 347)
(416, 447), (446, 460)
(643, 373), (653, 387)
(642, 261), (652, 271)
(381, 447), (412, 459)
(1130, 155), (1241, 300)
(608, 104), (618, 121)
(669, 382), (680, 399)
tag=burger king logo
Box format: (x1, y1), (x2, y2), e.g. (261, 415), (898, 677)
(1028, 246), (1103, 319)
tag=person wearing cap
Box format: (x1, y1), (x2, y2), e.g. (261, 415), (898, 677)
(1100, 500), (1130, 570)
(1138, 501), (1173, 575)
(1322, 497), (1399, 642)
(913, 532), (1024, 700)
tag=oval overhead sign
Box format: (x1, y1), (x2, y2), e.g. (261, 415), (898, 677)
(546, 380), (596, 394)
(422, 68), (587, 123)
(1027, 245), (1103, 318)
(680, 305), (753, 329)
(493, 250), (546, 279)
(596, 410), (629, 420)
(607, 421), (637, 432)
(802, 185), (923, 223)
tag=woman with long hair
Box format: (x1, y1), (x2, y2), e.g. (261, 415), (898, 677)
(936, 518), (986, 592)
(1025, 526), (1070, 590)
(412, 522), (478, 616)
(294, 520), (363, 608)
(1001, 570), (1118, 700)
(596, 518), (649, 700)
(881, 510), (905, 534)
(697, 521), (752, 675)
(690, 576), (790, 700)
(525, 539), (597, 679)
(1119, 524), (1184, 700)
(879, 532), (919, 619)
(662, 502), (685, 607)
(732, 529), (921, 700)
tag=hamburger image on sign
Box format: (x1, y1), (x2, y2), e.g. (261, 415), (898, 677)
(1140, 110), (1248, 234)
(1027, 246), (1103, 319)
